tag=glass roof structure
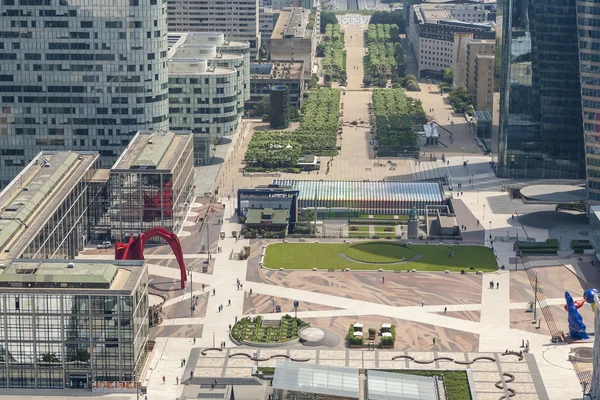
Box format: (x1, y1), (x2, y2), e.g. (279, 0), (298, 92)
(271, 180), (444, 214)
(367, 370), (438, 400)
(273, 361), (360, 398)
(273, 362), (440, 400)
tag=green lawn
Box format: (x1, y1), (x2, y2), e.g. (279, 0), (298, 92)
(374, 226), (395, 234)
(348, 233), (371, 238)
(263, 241), (497, 271)
(383, 370), (471, 400)
(345, 242), (414, 263)
(349, 225), (370, 232)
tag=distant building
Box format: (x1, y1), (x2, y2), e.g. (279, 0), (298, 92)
(249, 62), (305, 111)
(0, 151), (100, 262)
(271, 0), (292, 10)
(408, 3), (495, 77)
(110, 131), (194, 242)
(452, 34), (495, 111)
(270, 7), (318, 79)
(0, 259), (148, 390)
(166, 0), (261, 56)
(260, 7), (278, 52)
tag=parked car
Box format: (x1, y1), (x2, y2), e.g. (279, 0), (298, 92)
(97, 241), (112, 249)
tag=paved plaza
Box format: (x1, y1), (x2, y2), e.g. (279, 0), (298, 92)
(19, 21), (594, 400)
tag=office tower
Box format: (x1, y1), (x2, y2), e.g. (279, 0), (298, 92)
(452, 34), (495, 111)
(0, 0), (170, 187)
(0, 259), (148, 389)
(408, 3), (495, 78)
(497, 0), (585, 179)
(110, 131), (194, 240)
(167, 32), (250, 164)
(578, 0), (600, 201)
(166, 0), (261, 56)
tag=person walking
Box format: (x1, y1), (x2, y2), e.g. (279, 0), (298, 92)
(497, 282), (500, 289)
(444, 306), (447, 314)
(382, 276), (385, 283)
(432, 338), (436, 345)
(228, 299), (231, 306)
(421, 300), (425, 307)
(193, 337), (196, 344)
(213, 288), (216, 296)
(176, 376), (179, 385)
(162, 376), (166, 384)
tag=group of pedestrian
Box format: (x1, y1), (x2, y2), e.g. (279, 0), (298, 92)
(218, 304), (224, 312)
(489, 280), (499, 289)
(460, 225), (467, 231)
(180, 358), (187, 367)
(428, 108), (435, 112)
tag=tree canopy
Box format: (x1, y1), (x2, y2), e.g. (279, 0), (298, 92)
(369, 10), (405, 33)
(320, 11), (338, 33)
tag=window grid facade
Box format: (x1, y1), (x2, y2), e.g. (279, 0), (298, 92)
(0, 272), (148, 389)
(498, 0), (586, 179)
(0, 0), (169, 187)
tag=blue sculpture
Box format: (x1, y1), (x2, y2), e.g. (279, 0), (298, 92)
(584, 288), (599, 312)
(566, 291), (590, 340)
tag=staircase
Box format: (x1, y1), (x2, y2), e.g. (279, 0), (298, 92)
(410, 161), (446, 182)
(300, 328), (340, 348)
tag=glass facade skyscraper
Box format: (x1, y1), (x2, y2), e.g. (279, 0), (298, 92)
(578, 0), (600, 201)
(0, 0), (170, 187)
(498, 0), (586, 179)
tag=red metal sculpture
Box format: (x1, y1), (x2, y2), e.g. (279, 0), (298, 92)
(115, 227), (187, 289)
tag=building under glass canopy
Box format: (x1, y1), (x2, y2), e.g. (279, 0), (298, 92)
(272, 361), (441, 400)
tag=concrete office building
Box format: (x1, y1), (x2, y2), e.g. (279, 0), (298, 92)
(166, 0), (261, 56)
(248, 62), (305, 111)
(497, 0), (585, 179)
(168, 34), (249, 164)
(408, 3), (495, 77)
(260, 7), (278, 53)
(0, 0), (169, 187)
(0, 259), (148, 389)
(452, 34), (495, 111)
(578, 0), (600, 202)
(271, 0), (292, 10)
(109, 131), (194, 242)
(0, 151), (100, 262)
(270, 7), (318, 79)
(169, 33), (252, 102)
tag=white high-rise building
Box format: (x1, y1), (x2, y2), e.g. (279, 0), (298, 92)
(166, 0), (261, 56)
(167, 33), (251, 164)
(0, 0), (169, 187)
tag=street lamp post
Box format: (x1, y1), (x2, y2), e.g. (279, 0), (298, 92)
(207, 222), (211, 262)
(533, 270), (538, 321)
(477, 190), (479, 203)
(514, 227), (521, 269)
(462, 147), (465, 161)
(482, 204), (485, 219)
(559, 225), (563, 250)
(488, 221), (492, 241)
